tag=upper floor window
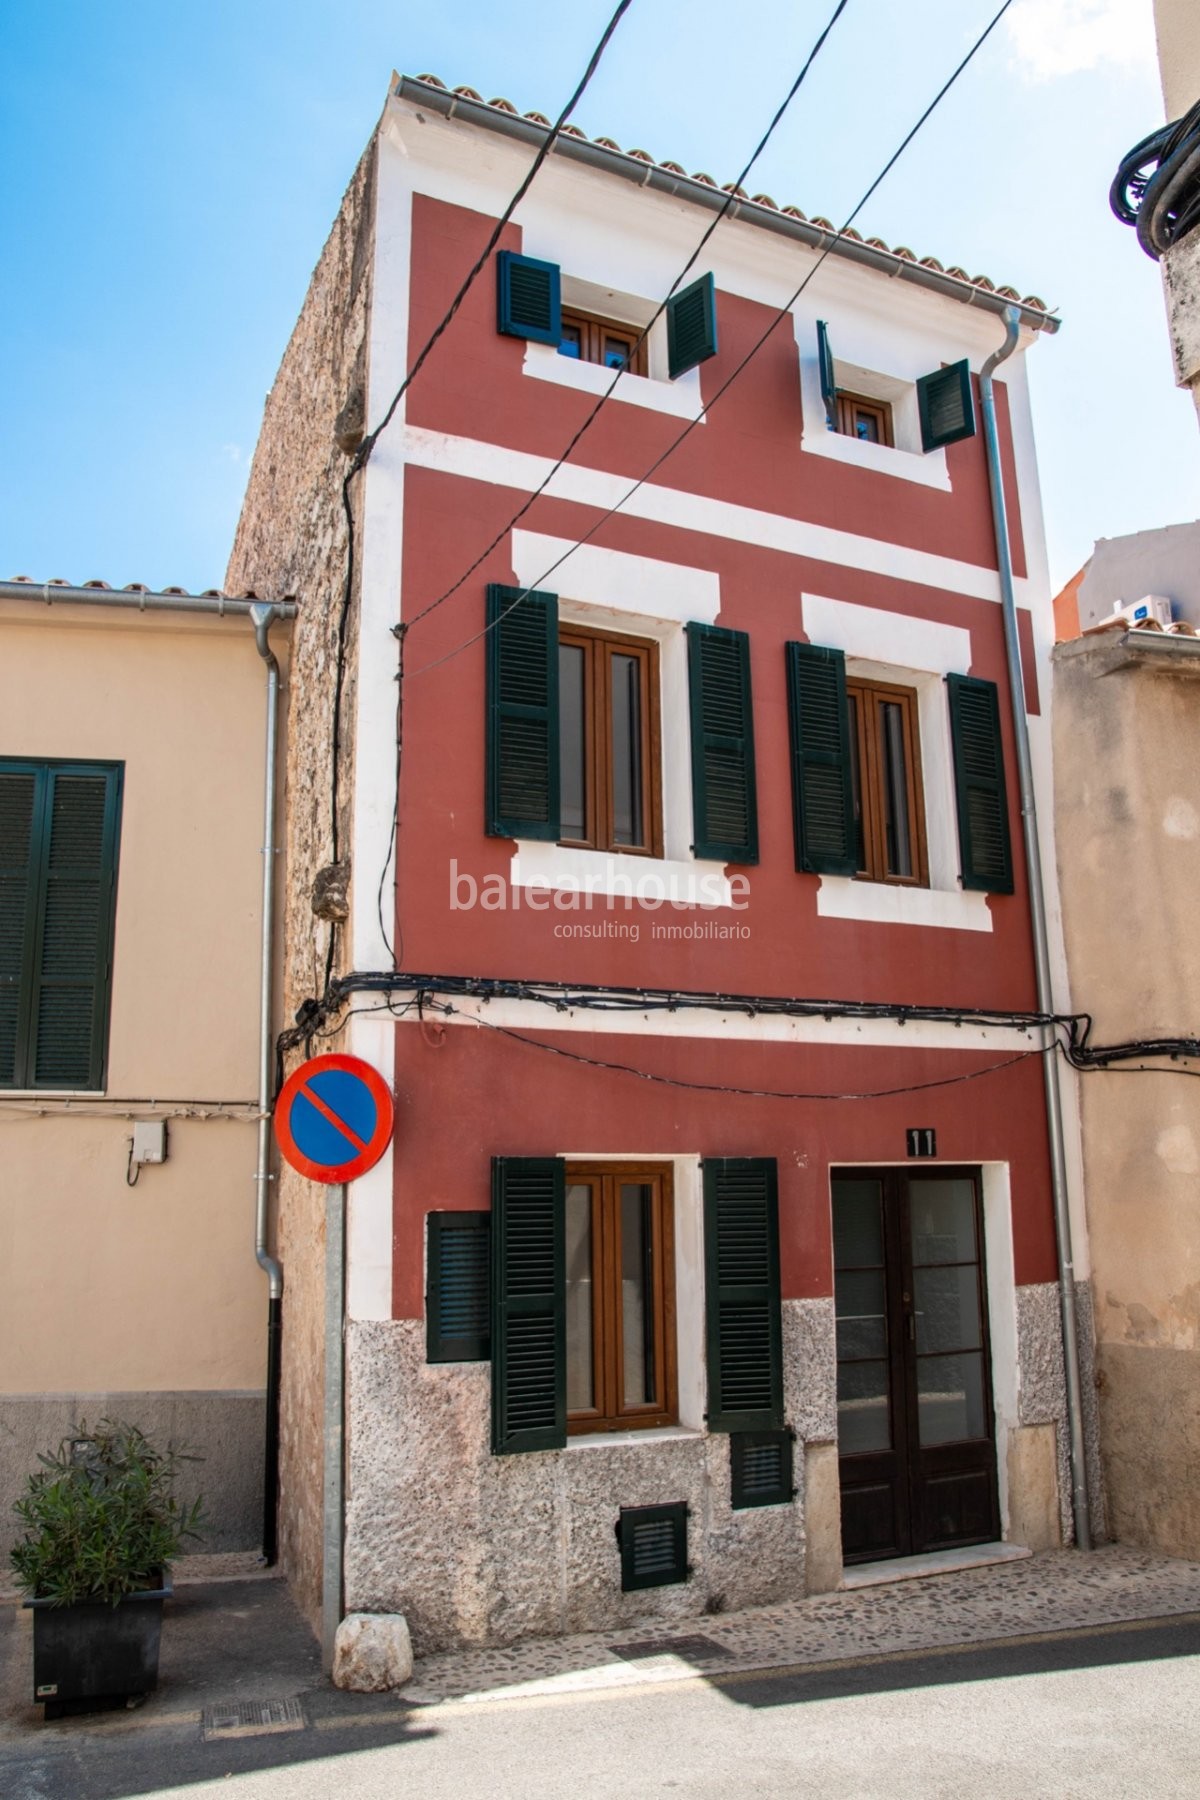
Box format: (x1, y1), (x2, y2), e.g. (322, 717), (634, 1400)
(497, 252), (718, 383)
(0, 760), (123, 1090)
(557, 308), (648, 377)
(836, 391), (894, 447)
(558, 624), (662, 857)
(846, 677), (927, 885)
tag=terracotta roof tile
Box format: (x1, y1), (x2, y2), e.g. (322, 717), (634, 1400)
(406, 74), (1053, 317)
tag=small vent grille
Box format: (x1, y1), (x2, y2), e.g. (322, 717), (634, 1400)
(730, 1430), (795, 1510)
(616, 1502), (689, 1592)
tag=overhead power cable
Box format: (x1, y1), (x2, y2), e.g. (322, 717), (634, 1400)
(324, 0), (636, 984)
(401, 0), (854, 636)
(403, 0), (1017, 687)
(371, 0), (854, 959)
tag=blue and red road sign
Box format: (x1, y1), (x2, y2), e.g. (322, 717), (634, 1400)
(273, 1053), (394, 1184)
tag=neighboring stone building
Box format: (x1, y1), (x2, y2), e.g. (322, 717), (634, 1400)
(0, 579), (293, 1565)
(229, 71), (1094, 1653)
(1053, 623), (1200, 1558)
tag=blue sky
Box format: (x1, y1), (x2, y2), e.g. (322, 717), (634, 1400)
(2, 0), (1195, 595)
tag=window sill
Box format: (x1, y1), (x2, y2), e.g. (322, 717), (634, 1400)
(523, 341), (703, 420)
(799, 421), (951, 491)
(816, 877), (993, 933)
(512, 842), (735, 907)
(567, 1425), (704, 1451)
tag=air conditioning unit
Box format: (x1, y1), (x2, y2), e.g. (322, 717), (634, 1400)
(1112, 594), (1173, 629)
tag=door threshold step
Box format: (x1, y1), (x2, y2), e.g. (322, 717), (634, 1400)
(840, 1541), (1031, 1590)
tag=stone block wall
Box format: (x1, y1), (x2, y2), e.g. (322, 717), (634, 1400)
(225, 136), (379, 1630)
(343, 1299), (836, 1654)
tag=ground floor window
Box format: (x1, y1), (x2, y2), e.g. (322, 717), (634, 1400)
(565, 1162), (677, 1433)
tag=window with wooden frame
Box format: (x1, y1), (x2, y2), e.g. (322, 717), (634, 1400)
(558, 624), (662, 856)
(565, 1163), (677, 1435)
(845, 678), (927, 886)
(836, 391), (893, 446)
(556, 308), (648, 377)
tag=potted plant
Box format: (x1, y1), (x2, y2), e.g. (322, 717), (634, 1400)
(9, 1419), (204, 1717)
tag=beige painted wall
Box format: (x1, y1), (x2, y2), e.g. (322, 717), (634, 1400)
(0, 602), (285, 1397)
(1154, 0), (1200, 118)
(1053, 632), (1200, 1558)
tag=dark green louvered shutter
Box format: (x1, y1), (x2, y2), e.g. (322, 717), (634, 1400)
(667, 273), (718, 379)
(817, 320), (837, 429)
(686, 623), (758, 863)
(703, 1158), (783, 1433)
(917, 359), (976, 451)
(947, 674), (1013, 894)
(427, 1212), (490, 1362)
(491, 1157), (565, 1454)
(496, 251), (561, 345)
(786, 643), (856, 876)
(0, 768), (39, 1086)
(485, 584), (560, 840)
(0, 761), (121, 1091)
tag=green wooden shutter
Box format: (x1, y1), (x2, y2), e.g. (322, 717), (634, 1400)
(947, 674), (1014, 894)
(686, 623), (758, 864)
(816, 320), (837, 429)
(786, 643), (857, 876)
(427, 1212), (490, 1362)
(485, 584), (560, 840)
(703, 1158), (783, 1433)
(0, 767), (42, 1086)
(917, 360), (976, 451)
(667, 273), (718, 379)
(496, 251), (562, 345)
(491, 1156), (565, 1454)
(0, 761), (121, 1091)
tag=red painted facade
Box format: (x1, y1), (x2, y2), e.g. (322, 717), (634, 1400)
(387, 192), (1055, 1333)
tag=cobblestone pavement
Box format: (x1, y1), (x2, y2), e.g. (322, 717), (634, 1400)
(403, 1545), (1200, 1705)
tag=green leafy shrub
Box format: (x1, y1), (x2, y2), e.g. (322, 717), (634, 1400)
(9, 1419), (205, 1606)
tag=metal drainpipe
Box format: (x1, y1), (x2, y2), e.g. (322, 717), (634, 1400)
(978, 308), (1092, 1551)
(250, 603), (285, 1566)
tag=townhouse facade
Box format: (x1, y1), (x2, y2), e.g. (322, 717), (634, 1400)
(0, 581), (292, 1565)
(228, 74), (1099, 1651)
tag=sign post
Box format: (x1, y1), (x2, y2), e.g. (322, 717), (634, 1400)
(273, 1055), (394, 1674)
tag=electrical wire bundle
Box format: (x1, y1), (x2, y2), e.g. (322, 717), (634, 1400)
(1110, 97), (1200, 259)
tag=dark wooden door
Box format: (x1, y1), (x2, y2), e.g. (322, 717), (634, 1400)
(833, 1168), (1000, 1564)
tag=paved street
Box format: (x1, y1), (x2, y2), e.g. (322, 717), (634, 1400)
(2, 1612), (1199, 1799)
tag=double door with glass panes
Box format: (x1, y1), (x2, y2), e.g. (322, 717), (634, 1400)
(833, 1169), (999, 1562)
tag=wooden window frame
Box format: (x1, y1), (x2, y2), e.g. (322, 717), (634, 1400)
(558, 624), (663, 858)
(558, 307), (649, 377)
(566, 1162), (678, 1436)
(836, 390), (894, 447)
(846, 677), (928, 887)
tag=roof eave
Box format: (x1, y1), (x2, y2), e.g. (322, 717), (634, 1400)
(396, 75), (1059, 338)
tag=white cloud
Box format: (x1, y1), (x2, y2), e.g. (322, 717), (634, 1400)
(1005, 0), (1155, 81)
(220, 443), (244, 464)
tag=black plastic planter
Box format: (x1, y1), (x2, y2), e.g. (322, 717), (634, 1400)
(25, 1576), (171, 1717)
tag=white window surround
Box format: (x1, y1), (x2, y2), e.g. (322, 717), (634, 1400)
(797, 338), (952, 493)
(509, 533), (734, 906)
(563, 1151), (705, 1441)
(800, 592), (992, 934)
(521, 271), (705, 420)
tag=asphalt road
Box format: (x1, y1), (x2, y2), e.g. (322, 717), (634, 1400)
(3, 1614), (1198, 1799)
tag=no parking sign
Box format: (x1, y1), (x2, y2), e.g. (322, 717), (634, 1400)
(273, 1053), (394, 1183)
